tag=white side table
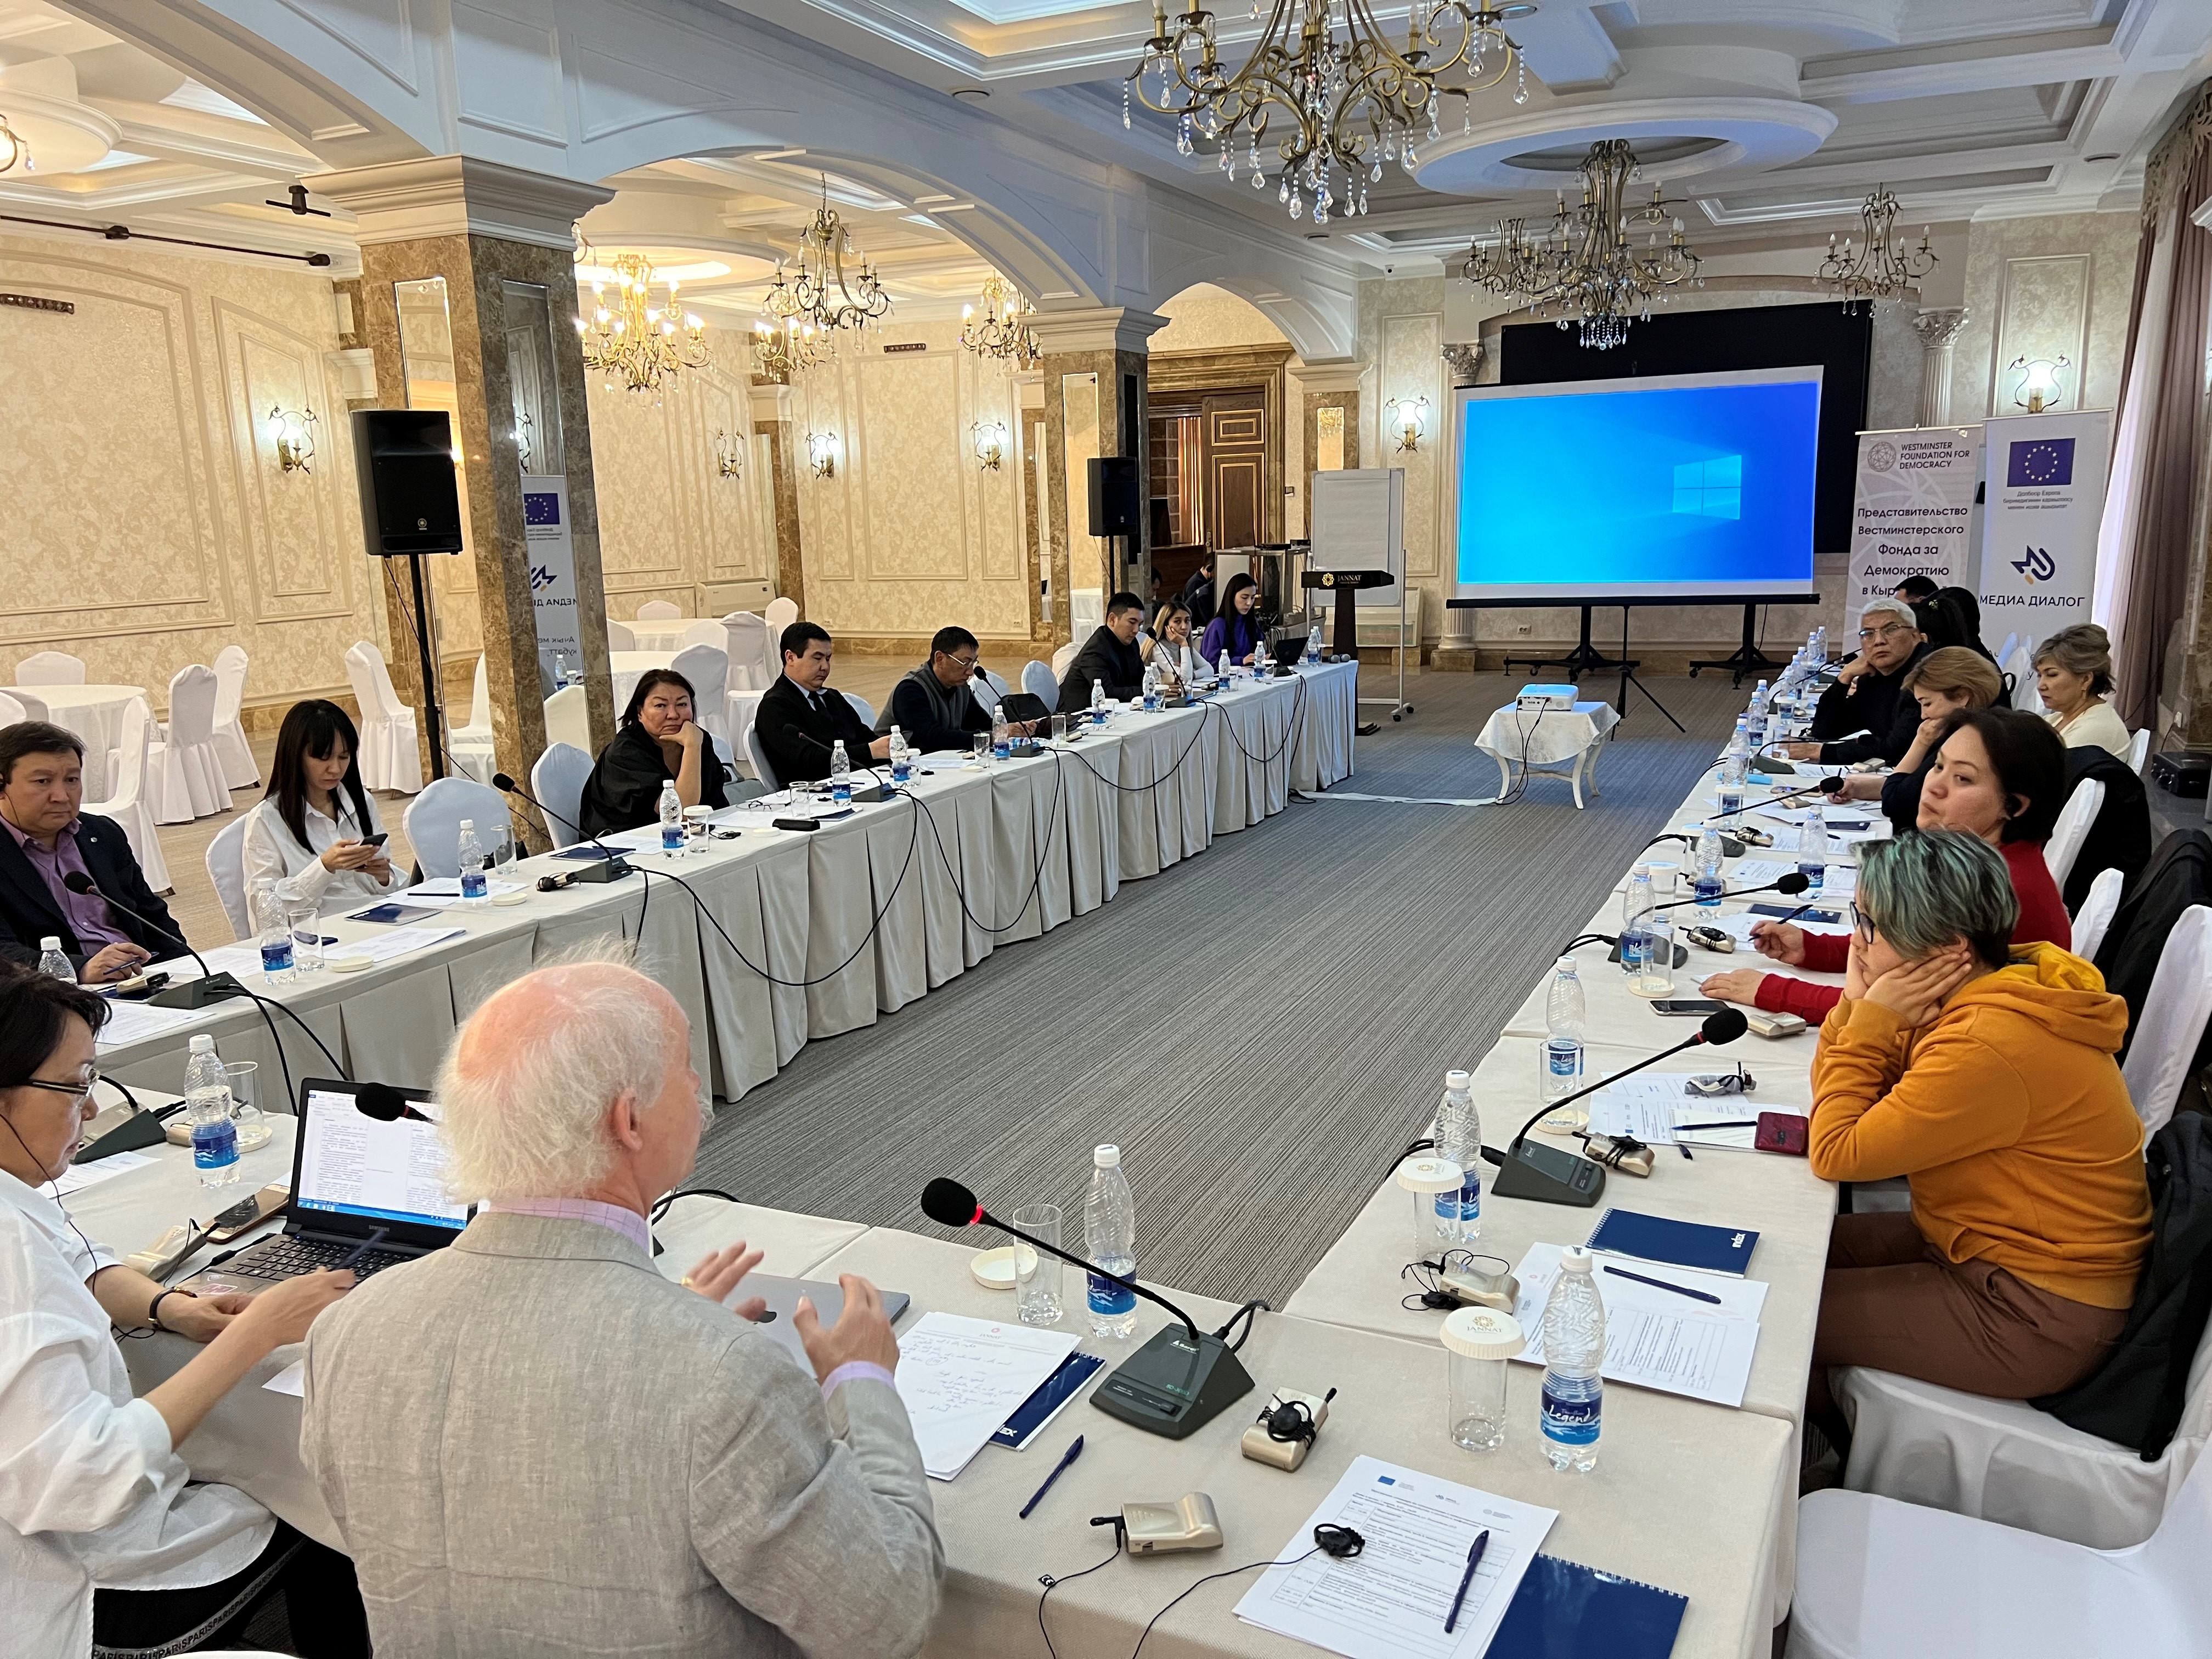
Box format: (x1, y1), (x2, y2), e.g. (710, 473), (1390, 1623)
(1475, 699), (1621, 808)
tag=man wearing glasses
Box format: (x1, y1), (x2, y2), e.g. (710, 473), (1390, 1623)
(1782, 597), (1930, 766)
(876, 626), (1031, 754)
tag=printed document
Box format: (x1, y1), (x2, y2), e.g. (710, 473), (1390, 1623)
(1233, 1454), (1555, 1659)
(1511, 1243), (1764, 1408)
(49, 1149), (153, 1197)
(1585, 1079), (1805, 1150)
(92, 998), (208, 1049)
(893, 1312), (1079, 1481)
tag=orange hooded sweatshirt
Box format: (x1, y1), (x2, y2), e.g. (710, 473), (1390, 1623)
(1810, 942), (2151, 1308)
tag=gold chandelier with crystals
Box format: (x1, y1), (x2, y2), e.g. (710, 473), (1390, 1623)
(573, 251), (709, 393)
(1457, 139), (1702, 349)
(752, 314), (834, 381)
(1125, 0), (1536, 224)
(1816, 185), (1936, 312)
(960, 275), (1039, 366)
(762, 177), (892, 334)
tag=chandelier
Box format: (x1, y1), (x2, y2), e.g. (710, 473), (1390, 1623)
(573, 250), (709, 393)
(961, 274), (1039, 366)
(0, 111), (27, 174)
(1817, 185), (1935, 312)
(752, 314), (834, 381)
(1457, 138), (1702, 349)
(761, 177), (891, 334)
(1125, 0), (1536, 224)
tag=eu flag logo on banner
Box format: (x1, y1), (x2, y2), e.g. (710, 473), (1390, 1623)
(523, 492), (561, 527)
(2007, 438), (2074, 488)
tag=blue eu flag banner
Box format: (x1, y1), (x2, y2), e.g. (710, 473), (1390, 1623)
(2007, 437), (2075, 488)
(524, 492), (561, 526)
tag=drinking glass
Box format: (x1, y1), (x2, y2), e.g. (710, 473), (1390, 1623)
(286, 902), (324, 974)
(224, 1060), (272, 1152)
(1442, 1306), (1523, 1453)
(973, 732), (992, 766)
(1012, 1203), (1063, 1326)
(683, 806), (714, 855)
(1050, 714), (1069, 742)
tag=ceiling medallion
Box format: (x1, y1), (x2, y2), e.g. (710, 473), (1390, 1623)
(762, 176), (892, 334)
(1126, 0), (1536, 224)
(961, 274), (1039, 366)
(1817, 185), (1936, 312)
(573, 246), (709, 394)
(1457, 138), (1702, 350)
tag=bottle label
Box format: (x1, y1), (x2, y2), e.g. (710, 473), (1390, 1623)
(191, 1119), (238, 1168)
(1619, 928), (1653, 970)
(1087, 1273), (1136, 1317)
(1717, 788), (1743, 815)
(1457, 1174), (1482, 1224)
(1797, 862), (1824, 890)
(460, 869), (489, 898)
(994, 738), (1011, 759)
(662, 822), (685, 850)
(892, 757), (911, 783)
(1541, 1379), (1602, 1444)
(1545, 1039), (1582, 1082)
(1694, 874), (1724, 906)
(260, 939), (294, 973)
(832, 783), (851, 805)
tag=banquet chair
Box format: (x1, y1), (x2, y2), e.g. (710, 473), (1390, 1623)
(2120, 906), (2212, 1138)
(1051, 641), (1079, 676)
(2007, 644), (2042, 712)
(972, 668), (1006, 713)
(16, 651), (84, 685)
(636, 599), (681, 622)
(402, 776), (510, 879)
(765, 595), (798, 634)
(681, 619), (727, 650)
(203, 815), (252, 940)
(448, 655), (496, 786)
(841, 690), (876, 729)
(722, 612), (775, 692)
(1995, 632), (2021, 670)
(670, 643), (730, 743)
(2129, 728), (2152, 775)
(2069, 867), (2126, 963)
(210, 645), (258, 789)
(342, 641), (424, 795)
(5, 688), (47, 721)
(1786, 1436), (2212, 1658)
(91, 697), (172, 895)
(529, 742), (595, 850)
(744, 720), (780, 791)
(148, 665), (228, 822)
(607, 619), (637, 652)
(0, 690), (25, 726)
(1022, 661), (1059, 712)
(544, 684), (592, 753)
(2044, 778), (2105, 889)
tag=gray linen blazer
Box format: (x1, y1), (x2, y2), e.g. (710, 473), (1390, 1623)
(299, 1212), (941, 1657)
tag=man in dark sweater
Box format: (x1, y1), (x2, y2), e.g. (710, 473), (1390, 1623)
(1057, 591), (1148, 715)
(873, 626), (1031, 753)
(1785, 597), (1931, 767)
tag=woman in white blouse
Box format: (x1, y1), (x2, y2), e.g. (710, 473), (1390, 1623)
(0, 965), (363, 1656)
(242, 700), (400, 918)
(1143, 599), (1206, 690)
(2034, 624), (2132, 758)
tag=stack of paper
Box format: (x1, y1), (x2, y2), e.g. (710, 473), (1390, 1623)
(1511, 1242), (1765, 1408)
(399, 879), (527, 907)
(51, 1149), (154, 1197)
(343, 925), (466, 964)
(93, 998), (210, 1049)
(1586, 1077), (1804, 1148)
(893, 1311), (1079, 1480)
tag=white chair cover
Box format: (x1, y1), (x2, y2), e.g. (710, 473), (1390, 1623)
(2070, 867), (2126, 963)
(544, 684), (592, 753)
(2129, 727), (2152, 774)
(89, 696), (170, 894)
(529, 742), (595, 849)
(1787, 1438), (2212, 1658)
(1995, 631), (2020, 670)
(7, 688), (47, 721)
(449, 654), (496, 787)
(2007, 644), (2043, 711)
(2045, 777), (2104, 888)
(2121, 905), (2212, 1138)
(765, 596), (798, 634)
(342, 641), (424, 795)
(681, 619), (726, 650)
(204, 815), (252, 940)
(0, 690), (25, 726)
(722, 612), (775, 693)
(841, 690), (875, 728)
(670, 644), (730, 743)
(401, 776), (511, 879)
(636, 599), (681, 622)
(744, 720), (780, 791)
(972, 668), (1005, 713)
(16, 651), (85, 685)
(148, 664), (227, 822)
(1021, 660), (1059, 712)
(210, 645), (257, 789)
(607, 619), (637, 652)
(1052, 641), (1079, 676)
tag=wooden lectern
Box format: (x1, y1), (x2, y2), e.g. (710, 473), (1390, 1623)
(1301, 568), (1393, 658)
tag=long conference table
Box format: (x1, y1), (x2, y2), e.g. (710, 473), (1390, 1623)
(75, 669), (1866, 1659)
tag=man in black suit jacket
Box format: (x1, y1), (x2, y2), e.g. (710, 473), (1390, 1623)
(1057, 591), (1148, 716)
(755, 622), (893, 786)
(0, 721), (183, 981)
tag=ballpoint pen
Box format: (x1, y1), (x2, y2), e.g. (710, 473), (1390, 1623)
(1019, 1434), (1085, 1519)
(1604, 1263), (1722, 1304)
(1675, 1120), (1760, 1132)
(1443, 1530), (1488, 1633)
(333, 1226), (390, 1273)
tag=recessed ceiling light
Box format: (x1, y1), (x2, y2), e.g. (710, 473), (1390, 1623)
(951, 88), (989, 101)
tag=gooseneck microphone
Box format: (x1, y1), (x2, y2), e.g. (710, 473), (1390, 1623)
(1482, 1009), (1750, 1208)
(920, 1177), (1255, 1439)
(63, 871), (242, 1012)
(1703, 778), (1845, 822)
(490, 772), (632, 881)
(1651, 870), (1811, 912)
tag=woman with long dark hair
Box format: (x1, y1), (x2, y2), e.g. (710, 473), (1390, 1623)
(1198, 572), (1262, 668)
(241, 699), (399, 916)
(578, 668), (730, 838)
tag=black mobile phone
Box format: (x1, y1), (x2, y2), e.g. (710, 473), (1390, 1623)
(360, 831), (390, 847)
(348, 902), (438, 924)
(205, 1183), (290, 1245)
(1652, 999), (1727, 1017)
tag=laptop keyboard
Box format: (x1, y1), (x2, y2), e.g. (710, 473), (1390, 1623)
(231, 1237), (411, 1281)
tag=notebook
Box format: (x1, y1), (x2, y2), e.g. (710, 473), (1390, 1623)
(1585, 1209), (1759, 1277)
(992, 1351), (1106, 1449)
(1491, 1553), (1687, 1658)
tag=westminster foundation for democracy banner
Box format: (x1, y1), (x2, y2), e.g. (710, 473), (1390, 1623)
(1976, 410), (2112, 627)
(1847, 426), (1982, 614)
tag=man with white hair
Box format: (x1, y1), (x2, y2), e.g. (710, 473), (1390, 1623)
(298, 956), (941, 1657)
(1785, 597), (1931, 768)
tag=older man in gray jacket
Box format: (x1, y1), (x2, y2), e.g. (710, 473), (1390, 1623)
(299, 955), (940, 1657)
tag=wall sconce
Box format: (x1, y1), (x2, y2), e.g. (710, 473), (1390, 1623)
(2007, 356), (2070, 414)
(805, 428), (840, 478)
(264, 404), (318, 473)
(513, 411), (535, 472)
(972, 419), (1008, 471)
(1391, 396), (1429, 453)
(0, 111), (27, 175)
(713, 428), (743, 479)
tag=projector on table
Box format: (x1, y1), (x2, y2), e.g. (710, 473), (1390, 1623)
(1516, 685), (1578, 712)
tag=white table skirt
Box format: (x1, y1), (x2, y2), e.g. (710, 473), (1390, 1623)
(35, 682), (146, 803)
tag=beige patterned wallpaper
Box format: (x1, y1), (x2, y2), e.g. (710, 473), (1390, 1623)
(0, 232), (382, 713)
(1954, 210), (2136, 419)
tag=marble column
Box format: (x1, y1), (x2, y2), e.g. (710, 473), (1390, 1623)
(307, 158), (614, 847)
(1911, 308), (1971, 427)
(1290, 364), (1363, 540)
(750, 379), (806, 617)
(1032, 308), (1166, 643)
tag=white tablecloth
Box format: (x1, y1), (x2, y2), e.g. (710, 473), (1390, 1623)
(625, 619), (713, 654)
(1475, 698), (1621, 768)
(33, 682), (147, 802)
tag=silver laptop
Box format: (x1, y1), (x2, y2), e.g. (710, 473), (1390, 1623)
(707, 1273), (910, 1363)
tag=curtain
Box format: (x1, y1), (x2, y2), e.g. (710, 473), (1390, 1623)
(2109, 86), (2212, 731)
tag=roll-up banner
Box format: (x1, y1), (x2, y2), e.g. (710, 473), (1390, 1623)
(1976, 411), (2113, 625)
(1846, 426), (1983, 614)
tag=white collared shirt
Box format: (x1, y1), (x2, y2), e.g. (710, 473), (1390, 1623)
(241, 793), (400, 918)
(0, 1171), (272, 1657)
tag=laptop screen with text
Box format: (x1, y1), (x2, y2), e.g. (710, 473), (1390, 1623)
(294, 1084), (470, 1235)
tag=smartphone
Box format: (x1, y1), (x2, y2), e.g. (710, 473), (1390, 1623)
(205, 1183), (290, 1245)
(1651, 998), (1727, 1017)
(349, 902), (438, 924)
(359, 831), (390, 847)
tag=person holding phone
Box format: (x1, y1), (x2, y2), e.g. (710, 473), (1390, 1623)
(242, 700), (400, 918)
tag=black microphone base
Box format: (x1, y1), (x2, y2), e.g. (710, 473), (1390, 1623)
(569, 854), (634, 883)
(1091, 1327), (1255, 1440)
(1488, 1138), (1609, 1207)
(1748, 755), (1797, 776)
(150, 972), (246, 1010)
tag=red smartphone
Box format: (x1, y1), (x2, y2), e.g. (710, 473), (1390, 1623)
(1754, 1112), (1808, 1156)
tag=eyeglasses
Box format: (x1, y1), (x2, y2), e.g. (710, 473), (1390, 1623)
(945, 654), (979, 675)
(1858, 624), (1912, 643)
(20, 1073), (100, 1110)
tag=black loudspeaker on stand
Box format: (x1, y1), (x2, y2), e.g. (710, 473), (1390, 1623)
(353, 409), (466, 781)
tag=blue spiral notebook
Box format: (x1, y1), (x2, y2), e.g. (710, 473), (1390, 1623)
(1491, 1553), (1687, 1657)
(1586, 1209), (1759, 1277)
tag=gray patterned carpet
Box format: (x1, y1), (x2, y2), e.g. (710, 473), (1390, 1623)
(691, 667), (1749, 1306)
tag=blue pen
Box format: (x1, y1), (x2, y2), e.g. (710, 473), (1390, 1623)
(1018, 1435), (1085, 1519)
(1443, 1530), (1488, 1633)
(1603, 1263), (1722, 1305)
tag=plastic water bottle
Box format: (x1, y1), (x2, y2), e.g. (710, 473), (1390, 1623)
(1084, 1145), (1139, 1340)
(1217, 648), (1232, 684)
(888, 725), (911, 785)
(829, 741), (851, 806)
(455, 820), (488, 900)
(183, 1033), (240, 1192)
(1435, 1069), (1482, 1242)
(1306, 624), (1322, 663)
(552, 653), (567, 689)
(1141, 662), (1159, 712)
(1090, 680), (1107, 727)
(1798, 800), (1826, 893)
(1620, 865), (1657, 981)
(1717, 746), (1746, 819)
(36, 936), (72, 981)
(992, 701), (1012, 759)
(1746, 681), (1770, 747)
(1692, 820), (1725, 907)
(253, 878), (296, 981)
(1540, 1246), (1605, 1472)
(1543, 957), (1585, 1102)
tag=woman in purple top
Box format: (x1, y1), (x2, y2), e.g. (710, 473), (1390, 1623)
(1198, 573), (1262, 668)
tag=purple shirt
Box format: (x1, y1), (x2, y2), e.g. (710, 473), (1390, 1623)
(0, 815), (129, 951)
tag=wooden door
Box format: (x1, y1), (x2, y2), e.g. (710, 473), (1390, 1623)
(1202, 390), (1267, 549)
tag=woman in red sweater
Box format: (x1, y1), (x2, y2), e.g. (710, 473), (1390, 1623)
(1701, 708), (2072, 1022)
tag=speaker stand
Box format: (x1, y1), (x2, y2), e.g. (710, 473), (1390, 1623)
(405, 553), (448, 781)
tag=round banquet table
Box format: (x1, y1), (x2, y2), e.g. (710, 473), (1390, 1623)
(624, 619), (716, 654)
(26, 682), (146, 802)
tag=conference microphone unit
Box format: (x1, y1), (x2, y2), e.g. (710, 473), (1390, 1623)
(62, 871), (245, 1011)
(920, 1177), (1255, 1440)
(1481, 1009), (1749, 1208)
(490, 772), (633, 882)
(1650, 870), (1812, 912)
(1703, 778), (1845, 822)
